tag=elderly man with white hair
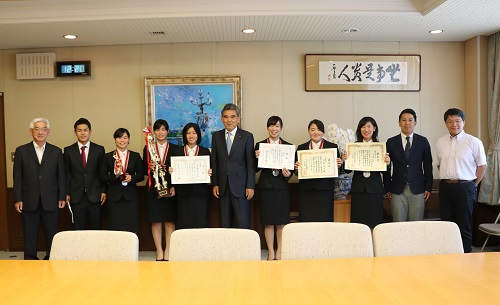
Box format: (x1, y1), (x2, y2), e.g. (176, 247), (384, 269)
(13, 118), (66, 260)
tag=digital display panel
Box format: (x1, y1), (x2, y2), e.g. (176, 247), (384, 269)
(56, 61), (91, 76)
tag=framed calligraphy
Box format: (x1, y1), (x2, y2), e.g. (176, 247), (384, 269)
(305, 54), (421, 92)
(145, 75), (242, 149)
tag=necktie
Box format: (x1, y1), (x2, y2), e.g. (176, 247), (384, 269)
(404, 136), (410, 159)
(226, 132), (232, 153)
(81, 146), (87, 170)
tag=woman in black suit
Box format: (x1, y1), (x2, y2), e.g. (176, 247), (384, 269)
(169, 123), (211, 229)
(100, 128), (144, 234)
(255, 116), (293, 260)
(344, 117), (390, 228)
(143, 119), (179, 261)
(294, 119), (342, 222)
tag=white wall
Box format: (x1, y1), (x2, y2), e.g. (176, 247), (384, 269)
(0, 41), (467, 186)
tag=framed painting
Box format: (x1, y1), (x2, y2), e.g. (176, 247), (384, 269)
(145, 75), (241, 149)
(305, 54), (421, 92)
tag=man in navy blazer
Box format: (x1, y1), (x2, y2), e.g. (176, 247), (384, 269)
(14, 118), (66, 260)
(211, 104), (255, 228)
(64, 118), (106, 230)
(385, 109), (433, 221)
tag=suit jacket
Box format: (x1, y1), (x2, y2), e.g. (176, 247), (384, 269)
(295, 140), (340, 191)
(255, 138), (294, 190)
(100, 150), (144, 202)
(350, 170), (386, 194)
(13, 142), (65, 211)
(64, 142), (106, 203)
(142, 143), (180, 193)
(211, 128), (255, 197)
(385, 133), (433, 195)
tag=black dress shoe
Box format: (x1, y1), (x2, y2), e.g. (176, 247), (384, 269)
(156, 258), (163, 261)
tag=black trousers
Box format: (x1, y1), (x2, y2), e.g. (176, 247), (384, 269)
(71, 192), (102, 230)
(21, 201), (59, 260)
(219, 182), (250, 229)
(439, 181), (477, 253)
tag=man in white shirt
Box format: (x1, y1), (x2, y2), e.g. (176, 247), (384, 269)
(434, 108), (487, 253)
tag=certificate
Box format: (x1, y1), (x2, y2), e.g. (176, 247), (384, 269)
(170, 155), (211, 184)
(257, 143), (295, 170)
(345, 142), (387, 171)
(297, 148), (338, 179)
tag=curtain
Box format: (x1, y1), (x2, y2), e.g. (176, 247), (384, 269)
(478, 32), (500, 205)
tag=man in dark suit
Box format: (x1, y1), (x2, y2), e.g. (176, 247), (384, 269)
(211, 104), (255, 228)
(385, 109), (433, 221)
(64, 118), (106, 230)
(14, 118), (66, 260)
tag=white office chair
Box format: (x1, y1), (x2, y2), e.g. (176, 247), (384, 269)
(372, 221), (464, 257)
(169, 228), (261, 261)
(478, 211), (500, 252)
(281, 222), (374, 260)
(50, 230), (139, 261)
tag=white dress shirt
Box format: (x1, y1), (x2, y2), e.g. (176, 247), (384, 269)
(157, 142), (167, 163)
(433, 131), (487, 180)
(400, 133), (413, 150)
(311, 140), (322, 150)
(78, 141), (90, 163)
(186, 145), (198, 156)
(33, 141), (46, 163)
(226, 127), (237, 143)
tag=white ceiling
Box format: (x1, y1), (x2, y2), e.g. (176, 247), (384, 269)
(0, 0), (498, 50)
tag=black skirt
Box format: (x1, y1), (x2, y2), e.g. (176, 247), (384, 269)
(175, 184), (209, 229)
(350, 192), (384, 228)
(146, 190), (176, 223)
(298, 189), (334, 222)
(259, 189), (290, 225)
(107, 198), (138, 234)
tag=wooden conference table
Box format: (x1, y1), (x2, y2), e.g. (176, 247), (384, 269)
(2, 253), (499, 304)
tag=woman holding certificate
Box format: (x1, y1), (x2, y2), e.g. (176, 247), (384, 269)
(169, 122), (211, 229)
(255, 116), (293, 260)
(142, 119), (179, 261)
(294, 119), (342, 222)
(100, 128), (144, 234)
(344, 117), (390, 228)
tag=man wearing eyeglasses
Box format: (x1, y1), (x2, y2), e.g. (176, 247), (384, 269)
(434, 108), (487, 253)
(13, 118), (66, 260)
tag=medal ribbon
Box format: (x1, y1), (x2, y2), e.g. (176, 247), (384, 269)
(156, 142), (169, 165)
(309, 139), (324, 150)
(115, 149), (129, 174)
(184, 145), (199, 156)
(267, 138), (281, 144)
(143, 127), (153, 188)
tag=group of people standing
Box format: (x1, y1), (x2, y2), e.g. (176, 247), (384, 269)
(12, 105), (486, 261)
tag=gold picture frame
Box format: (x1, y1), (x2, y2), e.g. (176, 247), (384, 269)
(305, 54), (421, 92)
(145, 75), (241, 148)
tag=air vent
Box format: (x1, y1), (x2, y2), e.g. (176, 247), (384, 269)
(149, 31), (166, 35)
(16, 53), (56, 80)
